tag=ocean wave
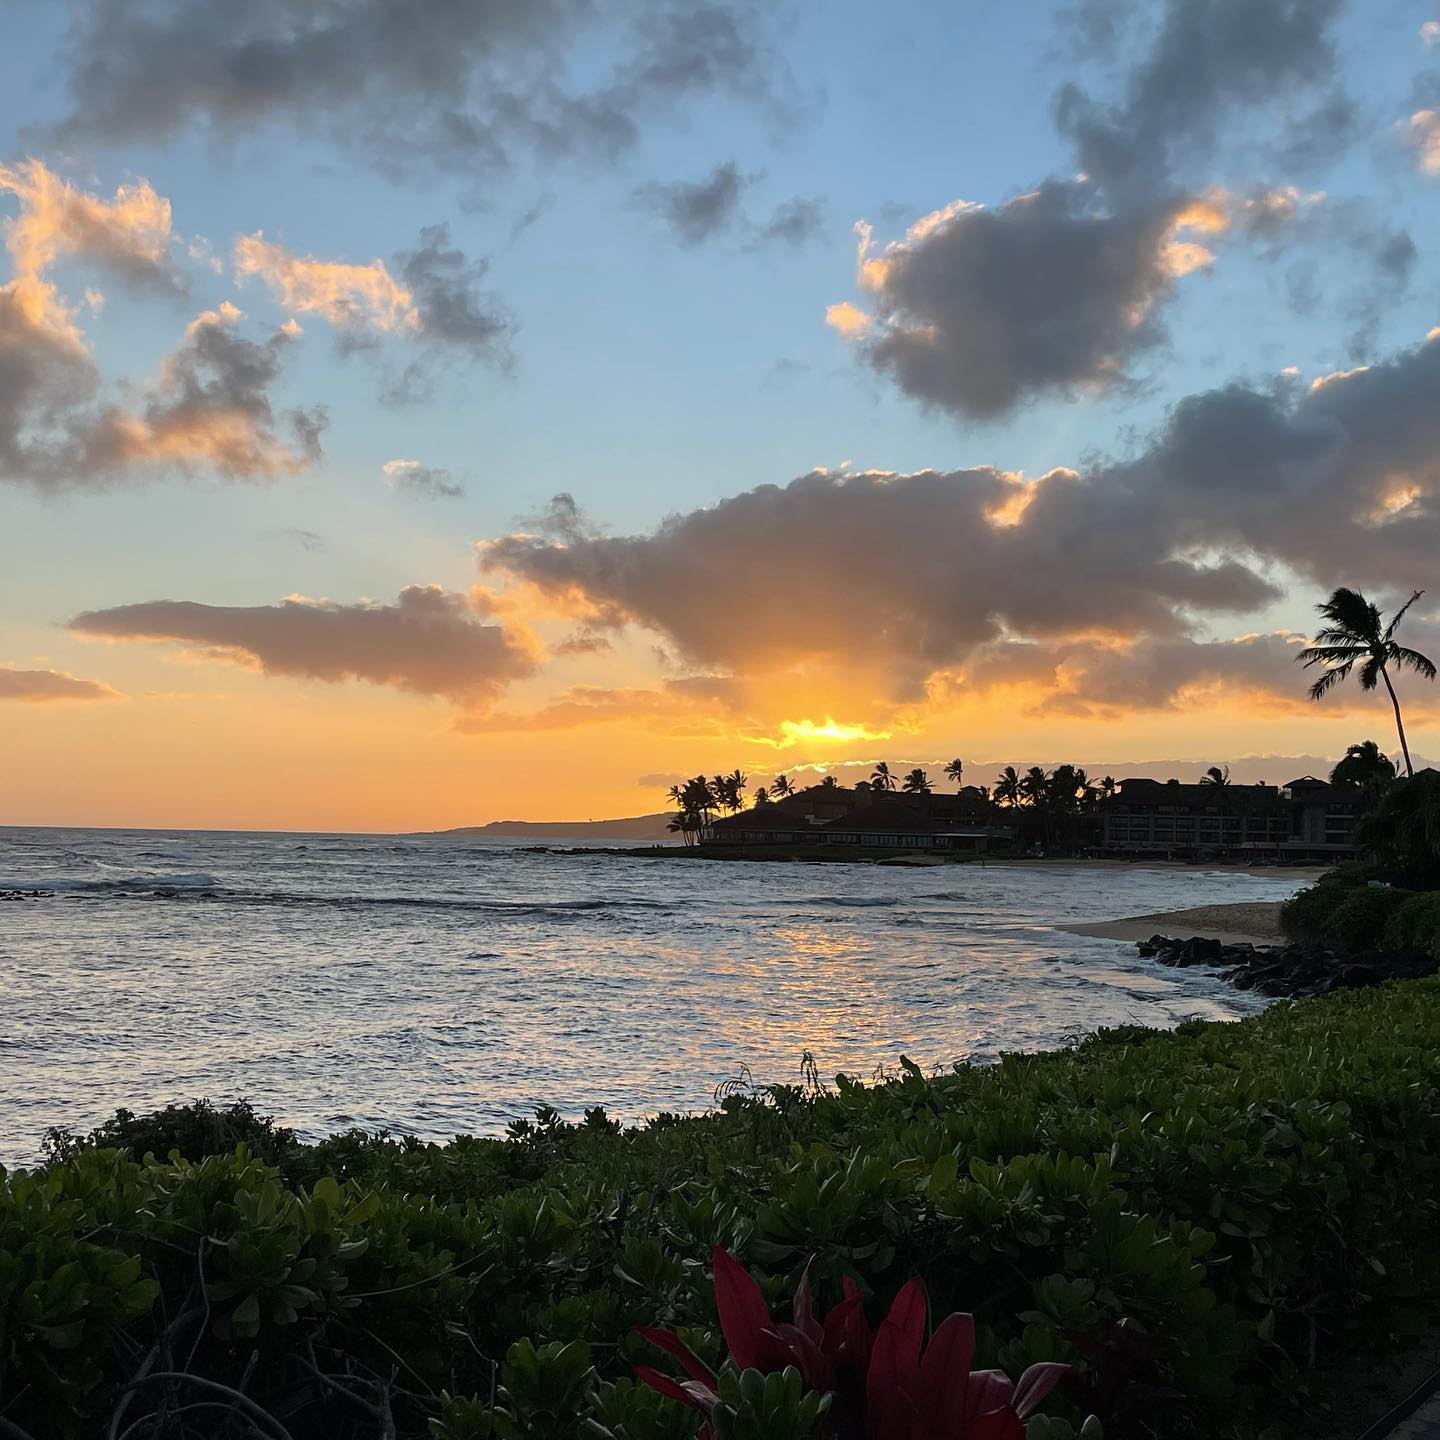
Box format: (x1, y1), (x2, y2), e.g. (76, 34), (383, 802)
(797, 894), (901, 908)
(0, 872), (219, 894)
(37, 881), (670, 919)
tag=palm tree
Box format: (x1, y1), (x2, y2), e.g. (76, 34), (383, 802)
(943, 758), (964, 786)
(770, 774), (795, 797)
(752, 786), (771, 807)
(1198, 764), (1230, 790)
(1330, 740), (1396, 796)
(871, 762), (896, 791)
(1298, 588), (1436, 777)
(901, 767), (932, 794)
(993, 766), (1022, 807)
(1099, 776), (1117, 802)
(1019, 766), (1050, 808)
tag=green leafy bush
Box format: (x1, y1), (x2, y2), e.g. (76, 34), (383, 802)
(1281, 872), (1420, 951)
(1382, 891), (1440, 953)
(5, 980), (1440, 1438)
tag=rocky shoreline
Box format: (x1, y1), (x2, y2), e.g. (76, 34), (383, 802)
(1139, 933), (1440, 998)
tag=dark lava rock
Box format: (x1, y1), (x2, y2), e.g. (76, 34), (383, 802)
(1137, 933), (1439, 998)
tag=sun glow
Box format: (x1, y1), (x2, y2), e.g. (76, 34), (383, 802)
(758, 716), (895, 749)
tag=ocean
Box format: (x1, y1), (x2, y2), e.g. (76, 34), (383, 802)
(0, 826), (1306, 1164)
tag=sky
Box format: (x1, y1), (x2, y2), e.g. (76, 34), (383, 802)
(2, 0), (1440, 831)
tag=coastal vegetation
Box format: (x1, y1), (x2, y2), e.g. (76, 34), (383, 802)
(1281, 764), (1440, 949)
(10, 979), (1440, 1438)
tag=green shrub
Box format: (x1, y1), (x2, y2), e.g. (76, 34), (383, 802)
(1382, 891), (1440, 955)
(7, 980), (1440, 1438)
(1281, 874), (1413, 950)
(1322, 887), (1411, 950)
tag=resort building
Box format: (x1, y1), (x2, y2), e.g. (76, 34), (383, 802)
(1097, 776), (1359, 860)
(707, 786), (1013, 852)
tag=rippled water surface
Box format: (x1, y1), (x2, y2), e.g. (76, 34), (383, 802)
(0, 827), (1307, 1162)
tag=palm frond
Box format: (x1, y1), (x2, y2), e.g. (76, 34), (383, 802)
(1383, 590), (1425, 643)
(1297, 644), (1365, 668)
(1358, 655), (1383, 691)
(1390, 645), (1438, 680)
(1308, 663), (1352, 701)
(1316, 587), (1382, 642)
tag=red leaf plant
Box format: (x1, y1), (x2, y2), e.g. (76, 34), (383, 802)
(637, 1248), (1070, 1439)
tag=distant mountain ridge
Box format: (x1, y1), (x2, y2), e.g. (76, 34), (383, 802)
(428, 812), (675, 842)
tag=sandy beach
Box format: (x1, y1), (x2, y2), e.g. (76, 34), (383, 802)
(1062, 899), (1290, 947)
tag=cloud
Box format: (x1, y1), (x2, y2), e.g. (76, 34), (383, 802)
(1, 276), (322, 490)
(637, 162), (824, 250)
(1408, 110), (1440, 175)
(234, 233), (416, 332)
(383, 458), (464, 500)
(1422, 20), (1440, 48)
(0, 158), (178, 299)
(1053, 0), (1350, 197)
(41, 0), (801, 182)
(0, 665), (121, 702)
(482, 328), (1440, 700)
(751, 195), (826, 249)
(636, 161), (752, 246)
(829, 183), (1228, 420)
(68, 586), (539, 705)
(74, 303), (325, 482)
(0, 164), (321, 490)
(233, 224), (510, 403)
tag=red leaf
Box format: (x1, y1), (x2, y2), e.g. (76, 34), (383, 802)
(636, 1364), (703, 1410)
(916, 1312), (975, 1439)
(774, 1321), (830, 1389)
(793, 1262), (824, 1344)
(1011, 1361), (1069, 1419)
(962, 1370), (1015, 1426)
(712, 1248), (778, 1372)
(867, 1279), (927, 1440)
(635, 1326), (719, 1388)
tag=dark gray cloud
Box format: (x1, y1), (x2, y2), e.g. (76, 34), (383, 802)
(41, 0), (800, 182)
(637, 161), (824, 250)
(1054, 0), (1350, 197)
(636, 161), (752, 246)
(837, 182), (1212, 420)
(0, 299), (324, 491)
(752, 195), (826, 249)
(481, 329), (1440, 694)
(829, 1), (1371, 422)
(386, 223), (512, 403)
(0, 665), (120, 702)
(382, 458), (464, 500)
(69, 585), (538, 704)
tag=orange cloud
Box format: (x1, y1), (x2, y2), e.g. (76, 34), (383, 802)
(1409, 110), (1440, 176)
(234, 232), (418, 333)
(0, 665), (121, 702)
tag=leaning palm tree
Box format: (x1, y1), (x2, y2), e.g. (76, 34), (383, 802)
(993, 766), (1022, 807)
(871, 762), (896, 791)
(901, 768), (932, 794)
(1198, 765), (1230, 790)
(943, 758), (964, 786)
(770, 774), (795, 797)
(1298, 588), (1436, 777)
